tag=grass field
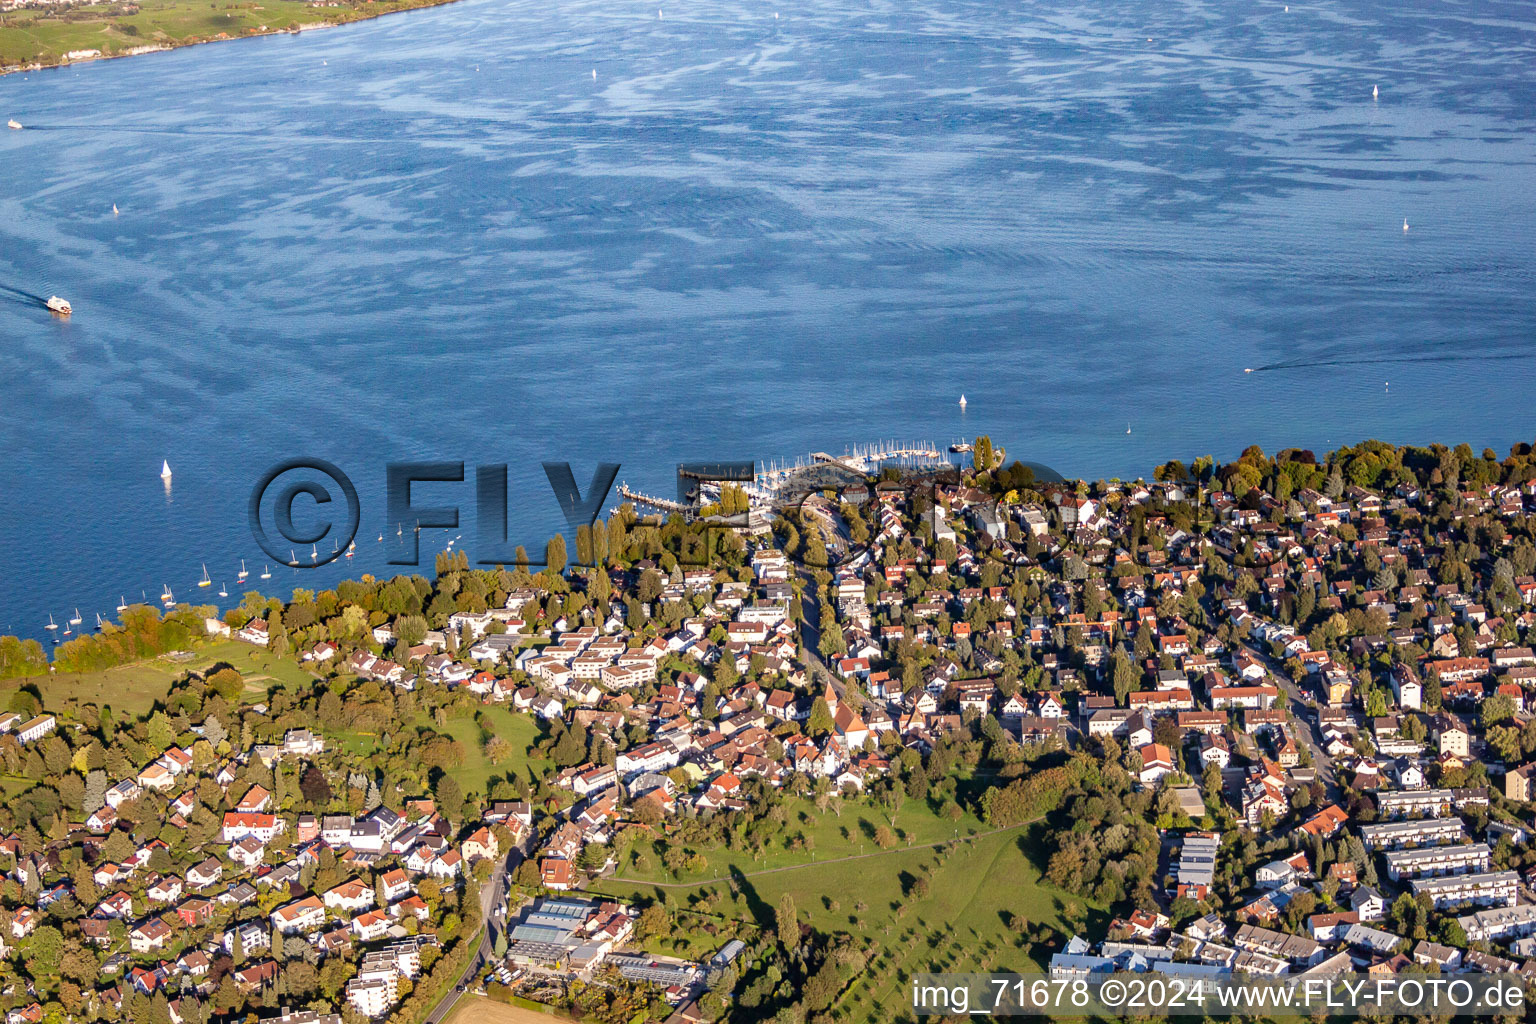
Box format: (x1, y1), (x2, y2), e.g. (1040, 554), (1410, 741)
(0, 0), (458, 72)
(439, 705), (547, 795)
(596, 818), (1105, 1024)
(317, 703), (549, 798)
(193, 639), (319, 690)
(610, 795), (991, 886)
(1, 637), (320, 719)
(15, 657), (181, 717)
(445, 997), (576, 1024)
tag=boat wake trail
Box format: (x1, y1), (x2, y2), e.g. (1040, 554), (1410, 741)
(0, 283), (47, 308)
(15, 124), (260, 138)
(1246, 349), (1530, 373)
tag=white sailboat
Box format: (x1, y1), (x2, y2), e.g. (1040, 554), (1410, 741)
(69, 608), (82, 625)
(116, 595), (128, 612)
(260, 564), (272, 579)
(1402, 218), (1409, 232)
(958, 394), (967, 407)
(160, 459), (172, 480)
(311, 544), (319, 562)
(1372, 85), (1378, 100)
(112, 203), (119, 215)
(1126, 423), (1132, 435)
(44, 613), (57, 631)
(237, 559), (249, 580)
(198, 563), (212, 587)
(217, 582), (228, 598)
(162, 585), (174, 605)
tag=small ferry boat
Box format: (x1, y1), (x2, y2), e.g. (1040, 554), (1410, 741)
(949, 441), (972, 453)
(46, 296), (71, 315)
(6, 119), (21, 130)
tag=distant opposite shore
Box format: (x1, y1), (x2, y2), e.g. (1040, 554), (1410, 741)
(0, 0), (460, 78)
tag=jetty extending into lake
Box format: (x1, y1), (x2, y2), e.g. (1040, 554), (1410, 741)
(616, 441), (954, 522)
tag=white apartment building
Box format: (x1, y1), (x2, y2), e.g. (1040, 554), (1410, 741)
(1410, 870), (1519, 909)
(1376, 788), (1454, 819)
(1359, 818), (1467, 849)
(1384, 843), (1491, 881)
(1458, 904), (1536, 943)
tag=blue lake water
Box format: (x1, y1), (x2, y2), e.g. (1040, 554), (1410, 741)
(1, 0), (1534, 642)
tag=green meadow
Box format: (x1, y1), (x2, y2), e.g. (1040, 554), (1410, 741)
(0, 0), (457, 72)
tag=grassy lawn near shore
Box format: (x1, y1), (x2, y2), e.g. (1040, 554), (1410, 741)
(0, 636), (314, 719)
(8, 657), (181, 717)
(0, 0), (458, 73)
(191, 638), (318, 690)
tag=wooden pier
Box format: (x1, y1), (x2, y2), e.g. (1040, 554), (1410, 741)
(617, 485), (693, 516)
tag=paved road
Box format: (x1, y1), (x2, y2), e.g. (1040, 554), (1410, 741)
(422, 843), (519, 1024)
(1240, 643), (1342, 803)
(794, 564), (847, 700)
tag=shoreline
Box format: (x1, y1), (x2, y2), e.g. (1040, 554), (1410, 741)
(0, 0), (462, 80)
